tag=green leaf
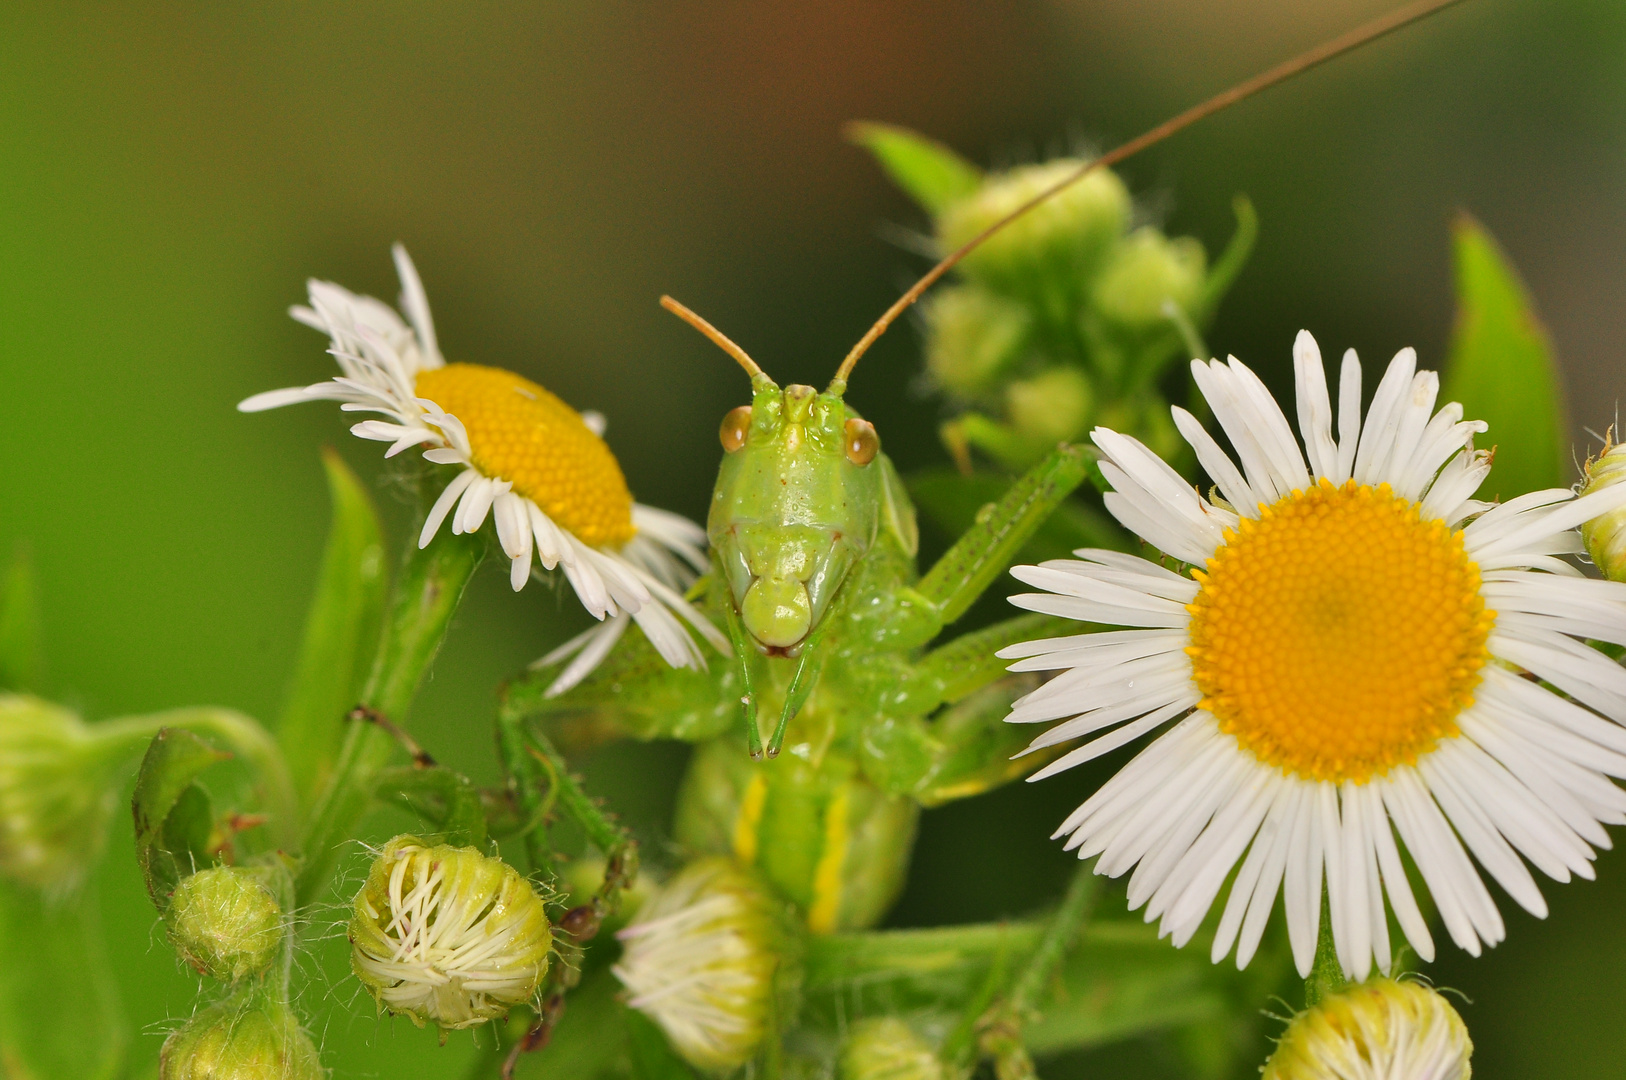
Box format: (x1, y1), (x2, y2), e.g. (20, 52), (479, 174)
(846, 122), (983, 215)
(0, 547), (45, 693)
(276, 448), (387, 805)
(131, 727), (228, 909)
(0, 878), (126, 1080)
(1442, 214), (1568, 500)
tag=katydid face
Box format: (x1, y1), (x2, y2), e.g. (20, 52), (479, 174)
(707, 379), (882, 652)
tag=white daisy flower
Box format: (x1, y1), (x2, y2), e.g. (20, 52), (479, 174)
(240, 246), (727, 695)
(1002, 331), (1626, 980)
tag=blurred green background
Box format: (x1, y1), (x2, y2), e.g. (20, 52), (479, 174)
(3, 1), (1626, 1076)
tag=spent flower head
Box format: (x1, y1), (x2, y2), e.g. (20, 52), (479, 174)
(840, 1017), (946, 1080)
(349, 836), (552, 1031)
(239, 246), (726, 696)
(1262, 978), (1471, 1080)
(613, 857), (799, 1073)
(1581, 435), (1626, 582)
(1003, 332), (1626, 979)
(167, 865), (284, 982)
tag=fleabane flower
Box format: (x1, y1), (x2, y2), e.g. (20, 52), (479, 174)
(1261, 978), (1471, 1080)
(1003, 332), (1626, 980)
(349, 836), (553, 1031)
(613, 858), (799, 1073)
(239, 246), (727, 695)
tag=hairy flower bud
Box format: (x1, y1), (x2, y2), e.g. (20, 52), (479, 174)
(613, 858), (800, 1073)
(160, 996), (322, 1080)
(0, 696), (122, 891)
(1582, 439), (1626, 581)
(937, 160), (1130, 296)
(168, 866), (284, 981)
(1005, 367), (1094, 446)
(1262, 979), (1471, 1080)
(840, 1018), (945, 1080)
(1090, 227), (1206, 330)
(923, 287), (1032, 401)
(349, 836), (552, 1030)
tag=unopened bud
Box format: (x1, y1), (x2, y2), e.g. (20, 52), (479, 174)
(1090, 227), (1206, 330)
(614, 858), (800, 1073)
(1004, 367), (1093, 446)
(1582, 440), (1626, 581)
(0, 696), (121, 891)
(937, 160), (1130, 296)
(160, 996), (322, 1080)
(840, 1017), (945, 1080)
(1261, 979), (1471, 1080)
(923, 287), (1032, 401)
(349, 836), (552, 1031)
(168, 866), (284, 981)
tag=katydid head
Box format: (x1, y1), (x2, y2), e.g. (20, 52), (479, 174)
(661, 297), (893, 657)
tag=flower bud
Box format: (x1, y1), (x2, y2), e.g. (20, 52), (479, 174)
(1090, 227), (1206, 331)
(160, 996), (322, 1080)
(937, 160), (1130, 296)
(1261, 979), (1471, 1080)
(840, 1018), (945, 1080)
(167, 866), (284, 981)
(1004, 367), (1093, 446)
(613, 858), (800, 1073)
(1582, 440), (1626, 581)
(349, 836), (552, 1031)
(0, 695), (120, 891)
(923, 287), (1032, 401)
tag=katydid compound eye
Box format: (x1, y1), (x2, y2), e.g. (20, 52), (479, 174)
(720, 405), (752, 452)
(843, 418), (878, 465)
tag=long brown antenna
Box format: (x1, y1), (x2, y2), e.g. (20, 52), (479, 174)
(830, 0), (1471, 390)
(661, 295), (767, 380)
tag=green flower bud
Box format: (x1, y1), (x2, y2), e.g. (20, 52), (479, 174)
(349, 836), (552, 1031)
(167, 866), (284, 981)
(160, 996), (323, 1080)
(0, 695), (122, 891)
(614, 858), (801, 1073)
(1582, 440), (1626, 581)
(840, 1018), (945, 1080)
(1004, 367), (1093, 446)
(1261, 979), (1471, 1080)
(937, 160), (1130, 295)
(923, 287), (1032, 401)
(1090, 227), (1206, 330)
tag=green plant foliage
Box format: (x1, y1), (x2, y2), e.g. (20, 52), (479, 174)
(1442, 214), (1568, 500)
(275, 448), (387, 807)
(845, 122), (984, 215)
(131, 727), (229, 909)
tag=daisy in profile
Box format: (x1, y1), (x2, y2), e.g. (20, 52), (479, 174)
(240, 245), (726, 694)
(1002, 331), (1626, 980)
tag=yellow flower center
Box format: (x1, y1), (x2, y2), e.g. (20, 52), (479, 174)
(414, 363), (636, 547)
(1186, 479), (1494, 783)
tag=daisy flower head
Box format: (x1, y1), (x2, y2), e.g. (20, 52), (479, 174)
(239, 246), (727, 694)
(1002, 331), (1626, 980)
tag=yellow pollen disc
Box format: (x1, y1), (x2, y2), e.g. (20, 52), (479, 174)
(1185, 479), (1495, 784)
(414, 363), (636, 548)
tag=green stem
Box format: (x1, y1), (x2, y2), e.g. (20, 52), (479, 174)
(295, 527), (484, 905)
(1304, 891), (1348, 1008)
(495, 702), (557, 879)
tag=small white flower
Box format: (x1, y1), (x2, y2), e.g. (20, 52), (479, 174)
(1004, 332), (1626, 979)
(1261, 978), (1471, 1080)
(614, 858), (795, 1072)
(349, 836), (553, 1031)
(240, 246), (727, 695)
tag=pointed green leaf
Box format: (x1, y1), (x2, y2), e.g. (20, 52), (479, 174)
(846, 122), (983, 215)
(277, 448), (387, 805)
(0, 548), (45, 693)
(1442, 214), (1568, 500)
(131, 727), (228, 909)
(0, 878), (126, 1080)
